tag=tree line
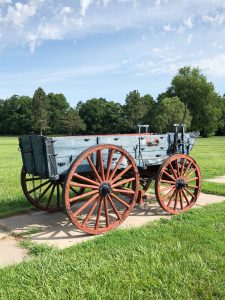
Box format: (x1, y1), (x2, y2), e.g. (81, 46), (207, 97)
(0, 66), (224, 137)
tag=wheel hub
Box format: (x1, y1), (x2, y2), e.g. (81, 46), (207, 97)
(175, 178), (188, 190)
(99, 182), (112, 197)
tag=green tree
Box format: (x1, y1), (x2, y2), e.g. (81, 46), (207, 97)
(32, 87), (49, 135)
(0, 95), (33, 135)
(78, 98), (122, 134)
(47, 93), (70, 134)
(62, 108), (86, 135)
(122, 91), (155, 132)
(170, 67), (222, 137)
(152, 97), (192, 133)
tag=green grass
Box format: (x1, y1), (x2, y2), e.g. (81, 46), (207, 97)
(0, 202), (225, 299)
(191, 136), (225, 195)
(0, 136), (225, 217)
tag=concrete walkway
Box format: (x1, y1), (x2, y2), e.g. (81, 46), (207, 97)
(0, 192), (224, 268)
(205, 175), (225, 183)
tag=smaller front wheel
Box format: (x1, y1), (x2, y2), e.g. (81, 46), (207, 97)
(155, 154), (201, 214)
(21, 168), (64, 212)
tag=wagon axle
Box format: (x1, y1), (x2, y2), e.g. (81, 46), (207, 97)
(175, 178), (188, 190)
(99, 182), (112, 197)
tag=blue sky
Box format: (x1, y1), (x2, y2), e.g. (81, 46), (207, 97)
(0, 0), (225, 106)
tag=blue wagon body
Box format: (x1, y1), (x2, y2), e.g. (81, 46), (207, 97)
(19, 132), (196, 180)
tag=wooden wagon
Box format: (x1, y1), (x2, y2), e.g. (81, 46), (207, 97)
(19, 126), (201, 235)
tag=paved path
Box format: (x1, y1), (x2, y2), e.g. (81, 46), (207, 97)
(205, 175), (225, 183)
(0, 192), (224, 268)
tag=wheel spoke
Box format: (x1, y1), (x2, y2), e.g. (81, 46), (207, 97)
(188, 185), (198, 189)
(69, 189), (99, 203)
(46, 184), (56, 208)
(108, 154), (125, 181)
(160, 179), (175, 185)
(37, 182), (53, 202)
(25, 177), (42, 182)
(179, 191), (183, 210)
(160, 186), (175, 192)
(111, 193), (130, 208)
(110, 164), (133, 184)
(181, 190), (190, 205)
(175, 159), (180, 177)
(82, 198), (99, 226)
(70, 182), (99, 190)
(73, 194), (99, 217)
(98, 150), (105, 181)
(95, 198), (103, 230)
(105, 149), (115, 180)
(180, 159), (186, 177)
(162, 186), (176, 201)
(167, 189), (176, 207)
(107, 195), (121, 220)
(182, 161), (192, 177)
(73, 173), (100, 186)
(111, 177), (135, 188)
(104, 197), (110, 227)
(184, 168), (197, 180)
(162, 170), (176, 182)
(87, 156), (102, 183)
(184, 188), (195, 200)
(28, 180), (51, 194)
(112, 188), (135, 195)
(173, 190), (179, 210)
(169, 163), (178, 179)
(185, 177), (199, 183)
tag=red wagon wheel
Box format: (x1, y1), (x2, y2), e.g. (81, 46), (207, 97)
(63, 144), (139, 235)
(21, 168), (64, 213)
(155, 154), (201, 214)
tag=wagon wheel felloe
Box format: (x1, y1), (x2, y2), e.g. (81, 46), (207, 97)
(155, 154), (201, 214)
(63, 144), (139, 235)
(21, 168), (64, 212)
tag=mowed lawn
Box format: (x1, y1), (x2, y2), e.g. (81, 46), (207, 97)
(0, 201), (225, 299)
(0, 136), (225, 217)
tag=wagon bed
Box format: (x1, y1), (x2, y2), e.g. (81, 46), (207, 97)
(19, 130), (201, 235)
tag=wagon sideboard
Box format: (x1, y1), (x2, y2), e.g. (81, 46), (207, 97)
(19, 132), (196, 180)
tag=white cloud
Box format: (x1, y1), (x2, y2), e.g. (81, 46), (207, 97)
(202, 12), (225, 26)
(80, 0), (92, 17)
(184, 17), (193, 29)
(0, 0), (11, 5)
(163, 24), (173, 32)
(200, 55), (225, 76)
(187, 33), (192, 44)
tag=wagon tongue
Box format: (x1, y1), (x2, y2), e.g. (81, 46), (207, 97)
(99, 182), (112, 197)
(175, 178), (188, 190)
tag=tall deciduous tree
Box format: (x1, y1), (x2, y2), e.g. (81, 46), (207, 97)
(32, 87), (49, 135)
(170, 67), (222, 137)
(47, 93), (70, 134)
(152, 97), (192, 133)
(122, 91), (155, 132)
(78, 98), (122, 134)
(62, 108), (86, 135)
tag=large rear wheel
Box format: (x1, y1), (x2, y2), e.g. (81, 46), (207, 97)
(63, 144), (139, 235)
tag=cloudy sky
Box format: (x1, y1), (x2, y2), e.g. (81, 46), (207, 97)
(0, 0), (225, 105)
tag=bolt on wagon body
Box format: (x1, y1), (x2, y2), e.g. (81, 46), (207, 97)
(19, 126), (201, 235)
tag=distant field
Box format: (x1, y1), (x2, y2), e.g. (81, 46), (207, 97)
(0, 136), (225, 217)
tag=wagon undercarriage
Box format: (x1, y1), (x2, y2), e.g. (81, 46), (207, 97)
(19, 132), (201, 235)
